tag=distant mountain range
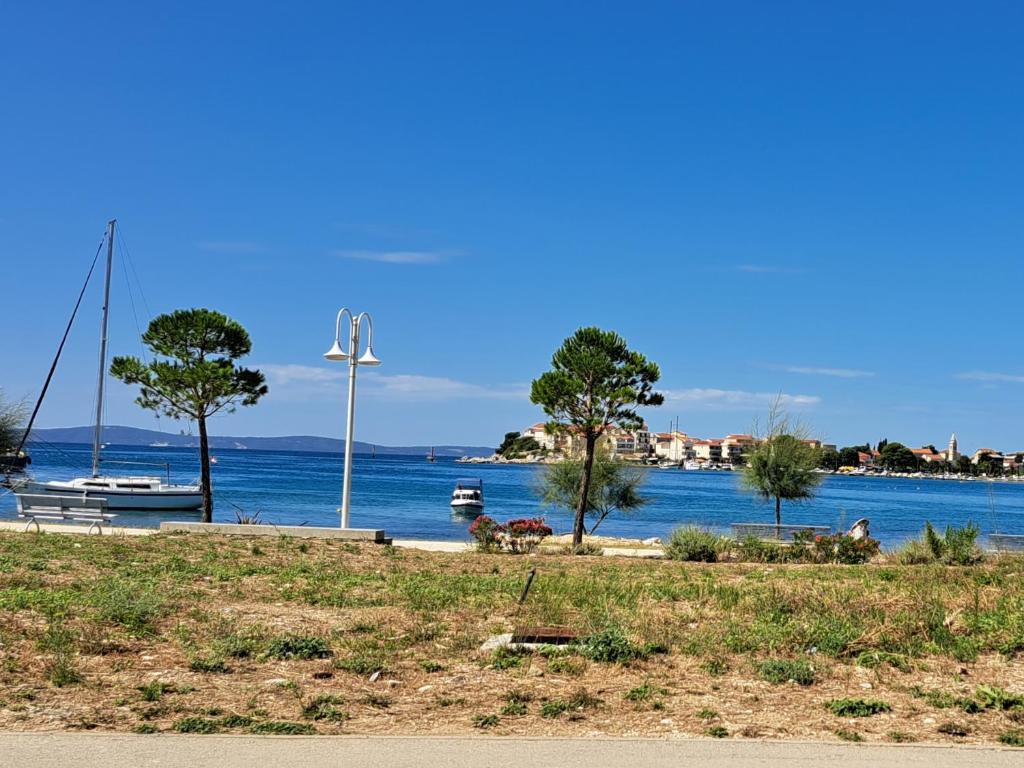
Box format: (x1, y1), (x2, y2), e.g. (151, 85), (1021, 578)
(30, 426), (495, 457)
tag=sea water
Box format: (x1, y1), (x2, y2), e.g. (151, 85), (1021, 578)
(3, 442), (1023, 546)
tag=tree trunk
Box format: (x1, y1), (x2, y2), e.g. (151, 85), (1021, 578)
(573, 434), (597, 548)
(198, 415), (213, 523)
(774, 495), (782, 535)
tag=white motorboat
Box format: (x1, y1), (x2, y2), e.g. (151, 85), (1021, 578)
(450, 478), (484, 512)
(14, 220), (202, 512)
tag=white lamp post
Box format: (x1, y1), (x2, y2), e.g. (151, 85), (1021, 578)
(324, 308), (381, 528)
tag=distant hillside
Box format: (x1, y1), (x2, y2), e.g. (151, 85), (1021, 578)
(30, 426), (494, 457)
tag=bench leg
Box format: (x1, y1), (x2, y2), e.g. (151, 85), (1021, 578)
(23, 518), (40, 533)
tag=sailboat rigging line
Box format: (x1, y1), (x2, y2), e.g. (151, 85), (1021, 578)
(14, 232), (107, 459)
(24, 433), (84, 467)
(116, 227), (152, 319)
(118, 234), (149, 363)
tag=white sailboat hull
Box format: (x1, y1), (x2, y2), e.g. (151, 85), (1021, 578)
(18, 478), (203, 511)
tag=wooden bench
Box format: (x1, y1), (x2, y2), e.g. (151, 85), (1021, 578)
(15, 494), (115, 534)
(731, 523), (831, 541)
(989, 534), (1024, 552)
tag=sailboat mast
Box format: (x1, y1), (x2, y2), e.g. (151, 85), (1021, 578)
(91, 219), (116, 477)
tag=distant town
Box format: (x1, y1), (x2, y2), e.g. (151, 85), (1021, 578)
(469, 424), (1024, 478)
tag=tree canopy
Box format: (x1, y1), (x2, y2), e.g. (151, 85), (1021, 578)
(741, 404), (823, 528)
(538, 449), (649, 535)
(878, 442), (916, 472)
(0, 390), (27, 457)
(111, 309), (267, 520)
(496, 431), (542, 458)
(530, 327), (662, 547)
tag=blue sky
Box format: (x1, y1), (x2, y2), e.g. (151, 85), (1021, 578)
(3, 2), (1023, 451)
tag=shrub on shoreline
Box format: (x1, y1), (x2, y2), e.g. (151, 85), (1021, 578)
(469, 516), (553, 554)
(896, 522), (984, 566)
(665, 526), (731, 562)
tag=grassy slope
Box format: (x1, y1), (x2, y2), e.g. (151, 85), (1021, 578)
(0, 532), (1023, 745)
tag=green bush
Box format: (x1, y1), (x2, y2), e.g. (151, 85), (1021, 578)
(173, 717), (221, 734)
(302, 695), (349, 722)
(734, 535), (790, 563)
(248, 721), (316, 735)
(263, 634), (333, 660)
(999, 731), (1024, 747)
(472, 713), (500, 728)
(758, 658), (814, 686)
(826, 698), (892, 717)
(665, 527), (730, 563)
(898, 522), (984, 566)
(578, 628), (644, 663)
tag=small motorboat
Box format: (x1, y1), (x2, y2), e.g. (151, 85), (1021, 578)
(450, 478), (484, 513)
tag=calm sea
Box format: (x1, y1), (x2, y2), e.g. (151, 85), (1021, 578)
(3, 442), (1024, 546)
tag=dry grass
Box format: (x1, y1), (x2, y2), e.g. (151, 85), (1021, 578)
(0, 532), (1022, 745)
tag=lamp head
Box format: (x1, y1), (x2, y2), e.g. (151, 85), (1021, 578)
(357, 344), (382, 367)
(323, 340), (349, 361)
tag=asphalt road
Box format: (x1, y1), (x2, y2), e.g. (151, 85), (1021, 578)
(1, 734), (1021, 767)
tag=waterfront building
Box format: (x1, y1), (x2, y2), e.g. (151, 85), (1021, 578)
(522, 422), (558, 452)
(945, 433), (959, 463)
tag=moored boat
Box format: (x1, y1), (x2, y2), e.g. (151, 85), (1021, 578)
(450, 478), (484, 512)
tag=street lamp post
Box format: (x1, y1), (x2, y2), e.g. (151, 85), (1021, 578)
(324, 308), (381, 528)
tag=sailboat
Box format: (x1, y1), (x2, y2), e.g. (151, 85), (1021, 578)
(17, 221), (203, 511)
(426, 446), (437, 463)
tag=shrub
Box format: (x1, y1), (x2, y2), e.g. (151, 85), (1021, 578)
(472, 713), (500, 728)
(578, 628), (644, 663)
(898, 522), (983, 566)
(490, 646), (528, 670)
(138, 681), (173, 702)
(975, 685), (1024, 711)
(264, 634), (333, 660)
(189, 655), (230, 674)
(249, 721), (316, 735)
(706, 725), (729, 738)
(809, 533), (880, 564)
(468, 516), (500, 552)
(501, 701), (528, 716)
(540, 688), (601, 718)
(470, 516), (553, 554)
(624, 683), (667, 702)
(302, 695), (349, 722)
(758, 658), (815, 686)
(218, 714), (255, 728)
(734, 535), (790, 563)
(665, 526), (729, 562)
(827, 698), (892, 717)
(173, 717), (221, 734)
(999, 731), (1024, 747)
(40, 621), (81, 687)
(836, 729), (863, 742)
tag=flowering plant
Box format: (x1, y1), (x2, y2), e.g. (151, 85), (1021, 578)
(468, 515), (552, 554)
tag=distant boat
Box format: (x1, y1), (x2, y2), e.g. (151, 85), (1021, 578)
(427, 446), (437, 463)
(450, 478), (484, 513)
(149, 441), (170, 448)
